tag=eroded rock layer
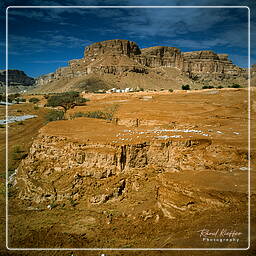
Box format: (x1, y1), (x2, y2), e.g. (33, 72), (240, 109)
(14, 134), (245, 208)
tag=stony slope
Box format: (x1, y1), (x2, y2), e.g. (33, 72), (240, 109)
(33, 39), (249, 93)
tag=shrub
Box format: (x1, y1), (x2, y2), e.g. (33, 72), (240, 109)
(169, 89), (173, 93)
(217, 85), (223, 89)
(72, 104), (118, 121)
(202, 85), (214, 89)
(29, 97), (40, 104)
(34, 106), (39, 110)
(181, 84), (190, 90)
(45, 110), (65, 122)
(72, 112), (87, 118)
(16, 98), (26, 103)
(83, 110), (111, 120)
(229, 83), (241, 88)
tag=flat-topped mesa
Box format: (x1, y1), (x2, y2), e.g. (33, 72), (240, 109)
(84, 39), (141, 58)
(35, 39), (246, 88)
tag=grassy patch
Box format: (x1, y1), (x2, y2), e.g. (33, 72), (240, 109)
(72, 104), (118, 121)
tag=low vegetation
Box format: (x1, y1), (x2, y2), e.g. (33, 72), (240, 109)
(45, 109), (65, 122)
(29, 97), (40, 104)
(72, 104), (118, 121)
(16, 98), (26, 103)
(228, 83), (241, 88)
(202, 85), (215, 89)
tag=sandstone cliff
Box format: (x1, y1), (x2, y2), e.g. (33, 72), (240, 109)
(34, 39), (248, 92)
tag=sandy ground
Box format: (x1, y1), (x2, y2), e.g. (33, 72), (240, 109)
(0, 88), (255, 256)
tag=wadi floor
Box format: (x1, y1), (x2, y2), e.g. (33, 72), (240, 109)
(0, 88), (256, 256)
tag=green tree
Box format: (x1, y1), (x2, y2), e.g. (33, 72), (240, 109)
(46, 91), (89, 112)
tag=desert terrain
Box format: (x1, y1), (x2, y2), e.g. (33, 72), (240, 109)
(0, 87), (255, 256)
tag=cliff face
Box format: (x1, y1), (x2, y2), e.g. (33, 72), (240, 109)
(35, 39), (245, 87)
(135, 46), (183, 68)
(0, 69), (35, 86)
(181, 51), (243, 79)
(84, 39), (141, 58)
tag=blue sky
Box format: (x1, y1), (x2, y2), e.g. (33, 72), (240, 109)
(0, 0), (255, 78)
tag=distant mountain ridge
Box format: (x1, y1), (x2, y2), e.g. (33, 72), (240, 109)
(0, 69), (35, 86)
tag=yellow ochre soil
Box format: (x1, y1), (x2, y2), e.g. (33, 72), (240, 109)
(0, 88), (256, 256)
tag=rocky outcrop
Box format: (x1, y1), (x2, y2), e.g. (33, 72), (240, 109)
(181, 51), (244, 80)
(0, 69), (35, 86)
(35, 39), (245, 86)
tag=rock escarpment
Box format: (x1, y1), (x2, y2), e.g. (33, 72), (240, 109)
(0, 69), (35, 86)
(14, 134), (245, 207)
(35, 39), (246, 87)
